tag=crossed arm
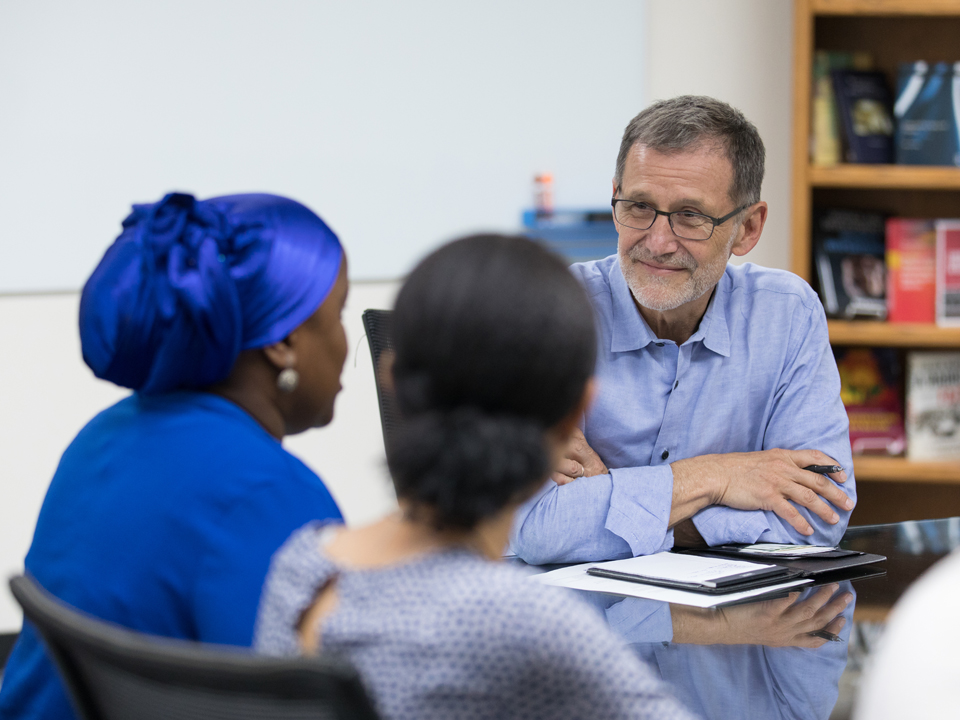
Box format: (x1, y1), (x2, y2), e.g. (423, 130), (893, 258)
(511, 437), (854, 565)
(555, 431), (852, 544)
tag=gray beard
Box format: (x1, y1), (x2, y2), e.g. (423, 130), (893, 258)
(619, 241), (733, 313)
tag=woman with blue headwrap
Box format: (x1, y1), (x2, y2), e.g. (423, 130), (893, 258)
(0, 192), (349, 720)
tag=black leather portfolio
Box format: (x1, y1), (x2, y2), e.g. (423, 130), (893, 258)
(672, 545), (886, 578)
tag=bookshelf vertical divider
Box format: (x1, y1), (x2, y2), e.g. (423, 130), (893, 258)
(790, 0), (960, 507)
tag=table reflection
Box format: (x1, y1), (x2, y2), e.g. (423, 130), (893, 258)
(518, 518), (960, 719)
(575, 583), (855, 720)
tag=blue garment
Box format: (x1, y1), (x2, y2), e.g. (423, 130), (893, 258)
(255, 523), (696, 720)
(0, 392), (342, 720)
(512, 257), (855, 564)
(81, 192), (343, 395)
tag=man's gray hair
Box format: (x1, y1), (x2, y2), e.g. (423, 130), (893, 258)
(614, 95), (765, 206)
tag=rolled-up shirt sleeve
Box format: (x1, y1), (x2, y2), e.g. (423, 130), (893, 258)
(510, 465), (675, 564)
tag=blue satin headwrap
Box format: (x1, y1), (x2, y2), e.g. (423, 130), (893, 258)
(80, 192), (343, 395)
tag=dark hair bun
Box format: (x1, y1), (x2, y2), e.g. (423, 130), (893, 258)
(389, 234), (596, 531)
(389, 408), (548, 531)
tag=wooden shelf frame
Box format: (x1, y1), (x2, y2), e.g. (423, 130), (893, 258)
(852, 456), (960, 483)
(828, 321), (960, 347)
(809, 165), (960, 189)
(811, 0), (960, 16)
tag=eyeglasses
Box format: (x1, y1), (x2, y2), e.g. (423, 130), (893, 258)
(611, 197), (750, 241)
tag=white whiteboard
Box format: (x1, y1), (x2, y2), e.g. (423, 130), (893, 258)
(0, 0), (646, 291)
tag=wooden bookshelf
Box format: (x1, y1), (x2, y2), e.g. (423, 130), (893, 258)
(792, 0), (960, 497)
(791, 1), (960, 282)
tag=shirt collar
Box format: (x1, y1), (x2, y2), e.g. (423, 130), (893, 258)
(687, 271), (731, 357)
(607, 260), (732, 357)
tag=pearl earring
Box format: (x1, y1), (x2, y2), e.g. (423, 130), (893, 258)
(277, 364), (299, 393)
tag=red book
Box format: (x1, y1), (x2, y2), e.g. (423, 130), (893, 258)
(936, 220), (960, 327)
(886, 218), (936, 323)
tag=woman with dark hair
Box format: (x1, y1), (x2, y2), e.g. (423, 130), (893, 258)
(255, 235), (694, 720)
(0, 193), (349, 720)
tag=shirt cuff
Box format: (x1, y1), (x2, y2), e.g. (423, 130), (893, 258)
(691, 506), (772, 547)
(604, 465), (675, 556)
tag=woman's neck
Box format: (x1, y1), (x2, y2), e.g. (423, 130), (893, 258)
(322, 505), (515, 569)
(207, 350), (287, 440)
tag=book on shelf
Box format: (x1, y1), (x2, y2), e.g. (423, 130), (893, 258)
(906, 351), (960, 461)
(811, 51), (873, 166)
(835, 347), (905, 456)
(831, 69), (895, 164)
(886, 218), (936, 324)
(936, 220), (960, 327)
(894, 61), (960, 167)
(813, 208), (886, 319)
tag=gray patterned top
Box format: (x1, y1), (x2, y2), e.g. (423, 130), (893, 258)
(255, 522), (696, 720)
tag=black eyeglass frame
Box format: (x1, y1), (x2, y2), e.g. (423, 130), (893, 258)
(610, 197), (751, 240)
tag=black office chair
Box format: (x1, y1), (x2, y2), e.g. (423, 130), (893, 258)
(0, 631), (18, 673)
(361, 309), (403, 454)
(8, 575), (380, 720)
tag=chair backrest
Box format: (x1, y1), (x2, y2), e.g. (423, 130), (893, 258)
(361, 309), (403, 453)
(0, 631), (18, 672)
(9, 575), (380, 720)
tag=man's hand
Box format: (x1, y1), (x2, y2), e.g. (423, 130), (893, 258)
(551, 428), (609, 486)
(671, 448), (854, 536)
(672, 584), (852, 647)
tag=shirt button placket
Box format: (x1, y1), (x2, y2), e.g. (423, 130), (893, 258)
(653, 343), (680, 465)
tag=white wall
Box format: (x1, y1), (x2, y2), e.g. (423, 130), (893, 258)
(646, 0), (794, 271)
(0, 293), (129, 632)
(0, 0), (645, 292)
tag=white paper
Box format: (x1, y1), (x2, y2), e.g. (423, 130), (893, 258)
(593, 552), (778, 583)
(739, 543), (837, 556)
(531, 555), (812, 609)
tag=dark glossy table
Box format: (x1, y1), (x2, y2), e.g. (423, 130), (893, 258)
(533, 518), (960, 720)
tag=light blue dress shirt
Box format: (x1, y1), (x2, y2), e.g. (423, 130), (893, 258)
(511, 256), (855, 564)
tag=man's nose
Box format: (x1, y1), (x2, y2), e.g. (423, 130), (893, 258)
(643, 214), (681, 256)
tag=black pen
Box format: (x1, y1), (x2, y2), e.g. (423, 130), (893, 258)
(807, 629), (843, 643)
(803, 464), (844, 474)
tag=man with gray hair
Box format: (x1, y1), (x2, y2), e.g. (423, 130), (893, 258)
(512, 96), (856, 563)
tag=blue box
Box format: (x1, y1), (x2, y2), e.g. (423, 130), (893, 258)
(522, 209), (618, 263)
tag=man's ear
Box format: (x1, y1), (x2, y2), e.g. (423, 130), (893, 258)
(730, 201), (768, 257)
